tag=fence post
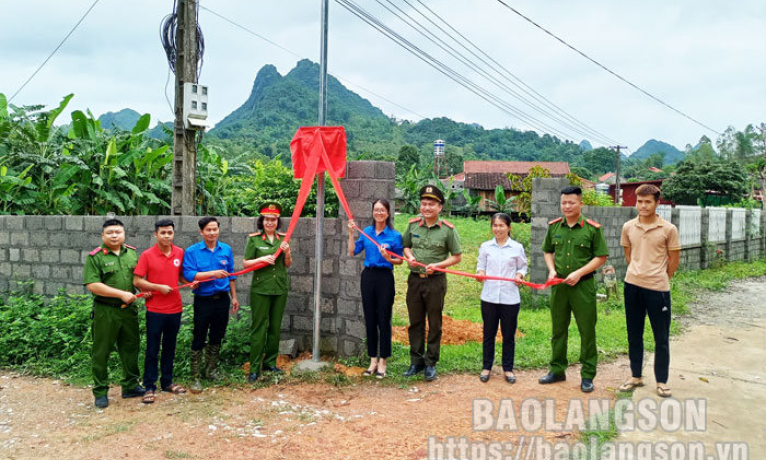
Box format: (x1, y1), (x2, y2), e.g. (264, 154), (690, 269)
(700, 208), (709, 269)
(744, 210), (752, 262)
(724, 209), (733, 261)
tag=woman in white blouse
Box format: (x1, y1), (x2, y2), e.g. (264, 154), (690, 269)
(476, 213), (528, 384)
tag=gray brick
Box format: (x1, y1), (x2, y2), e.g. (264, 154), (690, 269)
(11, 232), (28, 246)
(84, 217), (104, 232)
(45, 282), (64, 296)
(342, 339), (361, 357)
(25, 216), (45, 231)
(0, 262), (11, 277)
(181, 216), (200, 233)
(359, 180), (390, 200)
(340, 259), (360, 277)
(65, 284), (84, 295)
(293, 315), (313, 331)
(340, 180), (361, 200)
(9, 248), (20, 262)
(231, 217), (255, 234)
(0, 231), (9, 245)
(321, 297), (336, 314)
(319, 336), (338, 353)
(6, 216), (24, 231)
(343, 318), (366, 340)
(337, 297), (361, 317)
(374, 161), (395, 180)
(347, 161), (376, 179)
(34, 265), (50, 279)
(40, 249), (60, 263)
(342, 279), (361, 298)
(60, 249), (79, 263)
(12, 264), (31, 278)
(22, 248), (39, 261)
(292, 275), (315, 294)
(0, 249), (6, 262)
(0, 215), (5, 230)
(64, 216), (84, 231)
(44, 216), (63, 231)
(321, 277), (339, 295)
(51, 266), (71, 280)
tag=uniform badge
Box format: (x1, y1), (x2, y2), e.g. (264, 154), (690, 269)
(220, 259), (228, 266)
(173, 259), (181, 267)
(102, 248), (108, 255)
(426, 186), (433, 193)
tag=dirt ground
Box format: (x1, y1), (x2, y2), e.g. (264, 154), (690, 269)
(1, 278), (764, 460)
(614, 277), (766, 458)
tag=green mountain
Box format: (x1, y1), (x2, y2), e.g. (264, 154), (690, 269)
(630, 139), (684, 165)
(208, 59), (585, 168)
(97, 108), (170, 139)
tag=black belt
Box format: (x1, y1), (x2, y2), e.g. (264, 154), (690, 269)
(94, 296), (126, 307)
(558, 272), (594, 281)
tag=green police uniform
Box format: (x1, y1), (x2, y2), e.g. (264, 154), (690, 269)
(402, 216), (462, 366)
(82, 244), (141, 398)
(541, 215), (609, 379)
(245, 230), (289, 372)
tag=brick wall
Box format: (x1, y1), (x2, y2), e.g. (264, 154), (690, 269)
(0, 160), (396, 358)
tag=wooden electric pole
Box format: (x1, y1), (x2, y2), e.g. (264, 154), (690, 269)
(612, 145), (627, 205)
(172, 0), (198, 215)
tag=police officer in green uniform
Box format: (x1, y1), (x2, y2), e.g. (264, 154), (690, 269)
(83, 219), (146, 408)
(402, 185), (462, 381)
(244, 202), (292, 382)
(540, 186), (608, 392)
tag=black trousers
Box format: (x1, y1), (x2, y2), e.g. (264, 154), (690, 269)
(624, 282), (671, 383)
(481, 301), (520, 372)
(406, 272), (447, 366)
(192, 291), (230, 351)
(360, 267), (395, 358)
(143, 311), (182, 391)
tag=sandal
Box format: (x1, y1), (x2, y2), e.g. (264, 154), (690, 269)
(162, 383), (187, 395)
(656, 385), (672, 398)
(142, 390), (155, 404)
(619, 379), (644, 392)
(362, 363), (378, 377)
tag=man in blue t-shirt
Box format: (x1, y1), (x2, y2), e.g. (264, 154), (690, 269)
(182, 217), (239, 393)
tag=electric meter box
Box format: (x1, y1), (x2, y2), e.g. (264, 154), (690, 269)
(183, 83), (210, 130)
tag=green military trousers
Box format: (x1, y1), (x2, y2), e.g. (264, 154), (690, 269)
(249, 293), (287, 371)
(91, 302), (141, 398)
(549, 277), (598, 379)
(406, 272), (447, 367)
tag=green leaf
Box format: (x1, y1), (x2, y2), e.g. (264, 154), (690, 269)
(131, 114), (151, 134)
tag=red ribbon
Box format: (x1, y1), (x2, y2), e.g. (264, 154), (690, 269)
(136, 126), (560, 298)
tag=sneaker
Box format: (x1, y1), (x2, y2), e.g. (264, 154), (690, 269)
(94, 396), (109, 409)
(122, 385), (147, 399)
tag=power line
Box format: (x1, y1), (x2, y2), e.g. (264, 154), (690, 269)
(379, 0), (619, 146)
(9, 0), (101, 103)
(492, 0), (722, 136)
(411, 0), (622, 146)
(197, 4), (426, 120)
(335, 0), (580, 142)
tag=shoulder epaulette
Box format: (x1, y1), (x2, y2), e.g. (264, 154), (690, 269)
(277, 232), (287, 237)
(248, 231), (262, 237)
(89, 247), (102, 256)
(548, 217), (562, 225)
(124, 244), (136, 250)
(408, 217), (421, 224)
(586, 219), (601, 229)
(441, 219), (455, 229)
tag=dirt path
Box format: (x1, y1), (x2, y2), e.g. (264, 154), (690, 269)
(614, 278), (766, 459)
(1, 278), (764, 460)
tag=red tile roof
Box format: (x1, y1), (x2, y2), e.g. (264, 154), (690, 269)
(599, 172), (615, 182)
(463, 161), (570, 191)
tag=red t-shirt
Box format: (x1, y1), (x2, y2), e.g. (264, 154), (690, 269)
(134, 244), (185, 314)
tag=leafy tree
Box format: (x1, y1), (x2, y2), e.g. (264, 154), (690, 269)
(663, 160), (749, 205)
(462, 189), (482, 220)
(397, 144), (419, 177)
(507, 165), (551, 217)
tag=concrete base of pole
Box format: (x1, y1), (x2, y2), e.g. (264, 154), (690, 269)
(291, 359), (331, 375)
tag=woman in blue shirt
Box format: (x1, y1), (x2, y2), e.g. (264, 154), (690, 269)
(476, 213), (527, 384)
(347, 198), (403, 379)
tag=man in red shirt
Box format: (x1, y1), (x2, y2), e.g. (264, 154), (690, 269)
(133, 219), (197, 403)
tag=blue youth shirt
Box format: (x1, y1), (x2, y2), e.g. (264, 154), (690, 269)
(182, 241), (237, 296)
(354, 225), (403, 269)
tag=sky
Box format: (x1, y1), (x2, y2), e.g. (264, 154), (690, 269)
(1, 0), (765, 153)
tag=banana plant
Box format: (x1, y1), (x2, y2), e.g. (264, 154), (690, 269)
(484, 184), (517, 213)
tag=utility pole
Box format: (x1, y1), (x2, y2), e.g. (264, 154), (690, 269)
(611, 145), (627, 205)
(172, 0), (198, 215)
(312, 0), (330, 363)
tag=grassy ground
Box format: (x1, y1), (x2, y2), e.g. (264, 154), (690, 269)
(340, 213), (766, 386)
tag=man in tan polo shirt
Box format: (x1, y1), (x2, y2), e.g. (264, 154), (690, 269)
(619, 184), (680, 398)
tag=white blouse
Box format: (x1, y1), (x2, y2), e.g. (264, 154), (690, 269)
(476, 237), (528, 305)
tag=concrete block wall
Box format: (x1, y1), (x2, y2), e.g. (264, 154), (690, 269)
(529, 178), (766, 286)
(0, 161), (396, 358)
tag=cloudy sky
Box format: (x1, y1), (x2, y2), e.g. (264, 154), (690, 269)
(2, 0), (764, 152)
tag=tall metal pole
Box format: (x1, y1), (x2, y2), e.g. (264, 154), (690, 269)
(312, 0), (329, 362)
(612, 145), (627, 205)
(172, 0), (198, 215)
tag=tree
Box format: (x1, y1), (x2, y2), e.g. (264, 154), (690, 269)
(717, 125), (758, 163)
(397, 144), (419, 177)
(663, 160), (749, 205)
(484, 184), (516, 213)
(507, 165), (551, 217)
